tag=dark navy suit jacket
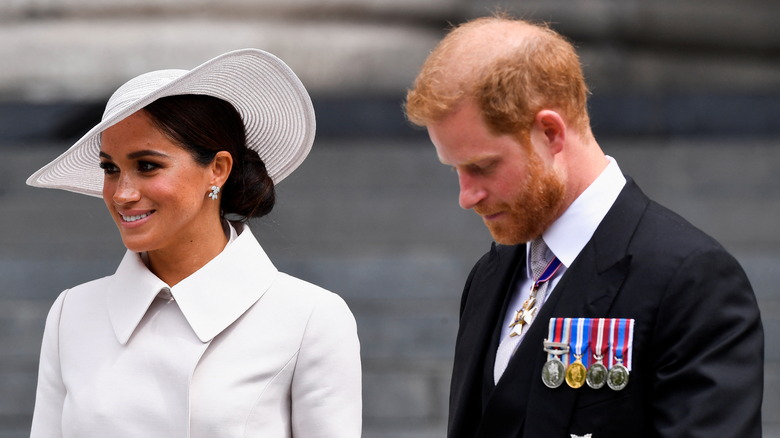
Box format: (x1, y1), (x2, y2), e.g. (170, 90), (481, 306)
(448, 179), (764, 438)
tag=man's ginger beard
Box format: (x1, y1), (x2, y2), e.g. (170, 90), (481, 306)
(474, 149), (566, 245)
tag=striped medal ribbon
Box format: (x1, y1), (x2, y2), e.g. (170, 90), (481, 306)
(586, 318), (610, 389)
(607, 318), (634, 391)
(565, 318), (590, 388)
(541, 317), (570, 388)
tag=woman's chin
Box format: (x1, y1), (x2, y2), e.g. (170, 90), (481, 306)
(119, 236), (155, 254)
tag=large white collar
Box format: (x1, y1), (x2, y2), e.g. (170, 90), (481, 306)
(107, 223), (278, 344)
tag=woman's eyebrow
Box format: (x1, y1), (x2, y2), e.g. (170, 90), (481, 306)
(98, 150), (169, 160)
(127, 150), (169, 160)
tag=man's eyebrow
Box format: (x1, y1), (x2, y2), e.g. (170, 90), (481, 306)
(446, 155), (501, 167)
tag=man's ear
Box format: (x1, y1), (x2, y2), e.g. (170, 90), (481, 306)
(210, 151), (234, 187)
(533, 110), (566, 155)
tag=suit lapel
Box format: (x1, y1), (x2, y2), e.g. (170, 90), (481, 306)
(455, 245), (521, 376)
(481, 250), (528, 403)
(475, 180), (650, 437)
(449, 243), (525, 438)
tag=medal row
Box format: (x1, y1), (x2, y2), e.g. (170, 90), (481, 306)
(541, 317), (634, 391)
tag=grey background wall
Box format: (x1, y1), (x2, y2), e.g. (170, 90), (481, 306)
(1, 1), (778, 437)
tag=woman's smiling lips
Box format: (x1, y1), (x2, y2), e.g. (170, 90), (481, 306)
(117, 210), (156, 227)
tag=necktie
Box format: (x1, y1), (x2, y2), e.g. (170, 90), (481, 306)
(493, 238), (556, 383)
(530, 238), (550, 291)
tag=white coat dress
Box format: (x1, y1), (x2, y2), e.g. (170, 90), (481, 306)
(30, 223), (362, 437)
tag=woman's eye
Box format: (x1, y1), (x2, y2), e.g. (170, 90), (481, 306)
(99, 161), (118, 175)
(138, 161), (160, 172)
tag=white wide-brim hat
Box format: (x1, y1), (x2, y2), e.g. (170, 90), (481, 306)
(27, 48), (315, 197)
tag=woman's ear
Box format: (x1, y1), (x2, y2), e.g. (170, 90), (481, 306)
(210, 151), (233, 187)
(533, 109), (566, 155)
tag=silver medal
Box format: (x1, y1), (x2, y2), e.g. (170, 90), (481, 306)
(542, 358), (566, 388)
(607, 363), (629, 391)
(585, 362), (608, 389)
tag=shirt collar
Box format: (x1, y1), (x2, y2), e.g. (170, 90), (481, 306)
(107, 223), (278, 344)
(529, 156), (626, 272)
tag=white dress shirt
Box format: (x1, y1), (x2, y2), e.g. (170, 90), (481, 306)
(31, 223), (362, 438)
(496, 157), (626, 363)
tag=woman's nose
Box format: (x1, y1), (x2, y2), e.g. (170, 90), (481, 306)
(112, 176), (140, 204)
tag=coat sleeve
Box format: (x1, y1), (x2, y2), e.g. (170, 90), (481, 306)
(30, 290), (68, 438)
(291, 292), (362, 437)
(652, 246), (763, 438)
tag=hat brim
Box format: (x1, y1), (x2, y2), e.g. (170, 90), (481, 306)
(26, 48), (315, 197)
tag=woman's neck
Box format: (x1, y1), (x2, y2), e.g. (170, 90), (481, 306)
(145, 220), (230, 286)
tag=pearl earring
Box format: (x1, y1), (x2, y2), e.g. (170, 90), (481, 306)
(208, 185), (220, 200)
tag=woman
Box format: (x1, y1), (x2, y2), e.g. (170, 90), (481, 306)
(27, 49), (361, 437)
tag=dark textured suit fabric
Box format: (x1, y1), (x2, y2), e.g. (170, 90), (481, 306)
(448, 179), (764, 438)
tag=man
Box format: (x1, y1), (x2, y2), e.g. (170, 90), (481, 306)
(405, 15), (763, 438)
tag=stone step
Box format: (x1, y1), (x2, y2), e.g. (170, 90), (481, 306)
(1, 11), (779, 101)
(0, 17), (441, 100)
(469, 0), (780, 50)
(4, 0), (779, 53)
(0, 0), (459, 20)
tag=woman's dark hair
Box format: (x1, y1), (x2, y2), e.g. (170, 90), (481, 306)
(143, 94), (275, 220)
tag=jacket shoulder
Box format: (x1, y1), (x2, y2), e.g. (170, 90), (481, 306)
(264, 272), (356, 326)
(611, 180), (730, 263)
(634, 199), (730, 260)
(46, 273), (112, 307)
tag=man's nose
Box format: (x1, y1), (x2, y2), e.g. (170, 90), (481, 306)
(458, 173), (486, 210)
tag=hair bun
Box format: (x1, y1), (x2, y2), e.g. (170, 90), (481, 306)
(222, 148), (276, 219)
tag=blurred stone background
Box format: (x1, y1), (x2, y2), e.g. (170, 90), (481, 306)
(1, 0), (778, 437)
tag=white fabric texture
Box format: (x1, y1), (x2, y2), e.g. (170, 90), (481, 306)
(30, 223), (362, 438)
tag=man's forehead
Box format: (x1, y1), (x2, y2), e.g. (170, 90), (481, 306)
(431, 137), (506, 167)
(437, 21), (538, 86)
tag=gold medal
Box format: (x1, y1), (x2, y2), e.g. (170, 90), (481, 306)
(563, 318), (590, 389)
(565, 357), (587, 388)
